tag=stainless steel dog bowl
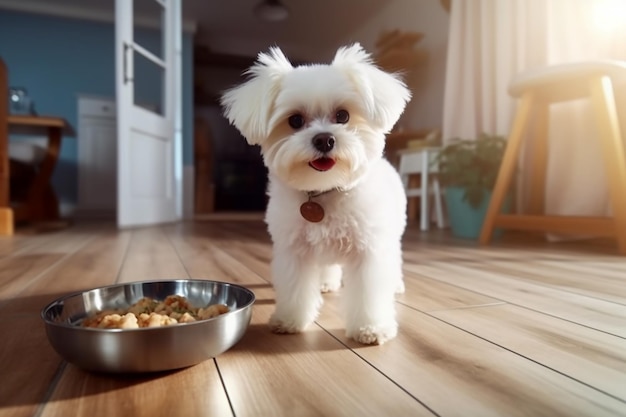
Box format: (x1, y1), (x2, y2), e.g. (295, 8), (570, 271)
(41, 280), (255, 373)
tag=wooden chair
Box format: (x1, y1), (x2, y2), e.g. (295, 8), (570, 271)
(0, 57), (67, 235)
(479, 61), (626, 255)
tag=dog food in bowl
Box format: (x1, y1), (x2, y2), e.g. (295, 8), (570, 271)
(81, 295), (230, 329)
(41, 279), (255, 373)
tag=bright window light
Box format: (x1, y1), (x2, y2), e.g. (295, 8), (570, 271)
(592, 0), (626, 34)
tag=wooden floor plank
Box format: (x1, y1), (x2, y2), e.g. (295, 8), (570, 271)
(552, 261), (626, 277)
(536, 258), (626, 280)
(479, 259), (626, 305)
(408, 261), (626, 337)
(116, 227), (189, 282)
(219, 293), (433, 417)
(37, 226), (234, 417)
(0, 228), (68, 259)
(402, 232), (623, 263)
(2, 220), (625, 417)
(166, 223), (433, 417)
(1, 231), (132, 315)
(1, 230), (132, 417)
(2, 315), (64, 417)
(0, 223), (106, 259)
(40, 360), (233, 417)
(431, 304), (626, 401)
(0, 253), (66, 300)
(399, 270), (504, 312)
(316, 295), (626, 417)
(0, 233), (45, 259)
(0, 228), (98, 301)
(163, 222), (270, 286)
(183, 223), (275, 281)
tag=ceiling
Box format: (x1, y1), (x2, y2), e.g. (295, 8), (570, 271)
(0, 0), (391, 61)
(186, 0), (390, 59)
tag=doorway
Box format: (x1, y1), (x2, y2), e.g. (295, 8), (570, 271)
(193, 46), (268, 215)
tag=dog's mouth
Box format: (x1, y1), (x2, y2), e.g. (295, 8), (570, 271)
(309, 157), (336, 172)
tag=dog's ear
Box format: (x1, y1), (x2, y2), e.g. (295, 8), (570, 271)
(332, 43), (411, 133)
(221, 47), (293, 145)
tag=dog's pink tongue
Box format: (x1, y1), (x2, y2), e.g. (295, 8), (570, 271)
(309, 158), (336, 171)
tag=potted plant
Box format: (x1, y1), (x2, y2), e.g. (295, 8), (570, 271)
(434, 133), (510, 239)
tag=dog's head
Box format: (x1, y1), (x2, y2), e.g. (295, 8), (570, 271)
(221, 43), (411, 192)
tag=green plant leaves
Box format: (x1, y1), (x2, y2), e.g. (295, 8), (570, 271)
(434, 133), (506, 209)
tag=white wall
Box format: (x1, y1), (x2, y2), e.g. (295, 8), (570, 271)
(335, 0), (450, 131)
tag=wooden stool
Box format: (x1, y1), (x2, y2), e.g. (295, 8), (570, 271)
(480, 61), (626, 255)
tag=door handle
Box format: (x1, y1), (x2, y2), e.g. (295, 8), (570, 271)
(123, 42), (133, 84)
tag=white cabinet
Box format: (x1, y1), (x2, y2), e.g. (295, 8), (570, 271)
(77, 96), (117, 217)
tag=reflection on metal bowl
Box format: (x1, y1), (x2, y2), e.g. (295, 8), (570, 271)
(41, 280), (255, 373)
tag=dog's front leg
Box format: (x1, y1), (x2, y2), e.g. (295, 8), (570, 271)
(269, 250), (323, 334)
(342, 248), (400, 345)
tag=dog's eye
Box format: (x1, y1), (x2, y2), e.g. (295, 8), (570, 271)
(335, 109), (350, 124)
(288, 114), (305, 129)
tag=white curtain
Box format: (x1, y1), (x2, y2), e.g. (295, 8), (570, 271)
(442, 0), (626, 229)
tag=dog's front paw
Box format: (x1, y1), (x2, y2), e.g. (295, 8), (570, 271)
(348, 323), (398, 345)
(269, 314), (308, 334)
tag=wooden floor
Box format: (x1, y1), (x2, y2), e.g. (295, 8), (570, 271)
(1, 219), (626, 417)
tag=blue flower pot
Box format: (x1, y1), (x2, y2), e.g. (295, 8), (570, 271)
(444, 186), (511, 239)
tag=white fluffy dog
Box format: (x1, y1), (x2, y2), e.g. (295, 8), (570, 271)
(221, 43), (411, 345)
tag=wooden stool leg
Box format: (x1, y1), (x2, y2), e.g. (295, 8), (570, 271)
(420, 150), (429, 231)
(479, 92), (534, 244)
(589, 75), (626, 254)
(527, 101), (549, 215)
(433, 178), (445, 228)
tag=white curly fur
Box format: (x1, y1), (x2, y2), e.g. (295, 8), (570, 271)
(221, 43), (411, 345)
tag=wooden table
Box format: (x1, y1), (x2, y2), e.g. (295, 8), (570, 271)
(0, 115), (67, 235)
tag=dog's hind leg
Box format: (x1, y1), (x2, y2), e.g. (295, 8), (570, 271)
(320, 264), (343, 293)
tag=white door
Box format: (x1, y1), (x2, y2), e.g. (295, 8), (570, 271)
(115, 0), (183, 228)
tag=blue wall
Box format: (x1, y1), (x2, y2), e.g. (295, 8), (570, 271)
(0, 10), (194, 207)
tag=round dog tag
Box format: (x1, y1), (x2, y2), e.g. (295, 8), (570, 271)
(300, 201), (324, 223)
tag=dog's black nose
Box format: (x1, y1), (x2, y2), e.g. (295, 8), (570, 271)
(312, 133), (335, 153)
